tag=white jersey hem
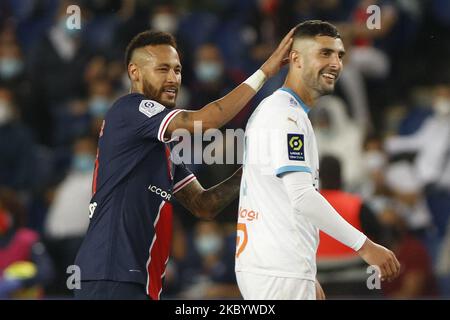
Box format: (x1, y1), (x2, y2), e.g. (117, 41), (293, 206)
(235, 267), (316, 282)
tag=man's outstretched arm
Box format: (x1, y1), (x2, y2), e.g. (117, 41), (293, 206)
(281, 171), (401, 282)
(164, 29), (294, 138)
(174, 167), (242, 220)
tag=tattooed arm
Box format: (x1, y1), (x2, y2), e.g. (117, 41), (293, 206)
(174, 167), (242, 219)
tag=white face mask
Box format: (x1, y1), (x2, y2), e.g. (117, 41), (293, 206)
(433, 97), (450, 116)
(151, 13), (178, 34)
(195, 61), (223, 83)
(73, 153), (95, 173)
(89, 96), (110, 118)
(363, 151), (386, 172)
(0, 99), (13, 125)
(194, 234), (223, 257)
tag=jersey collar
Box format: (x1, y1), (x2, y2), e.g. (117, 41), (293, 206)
(279, 87), (310, 114)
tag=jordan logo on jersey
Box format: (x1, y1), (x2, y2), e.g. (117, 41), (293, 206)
(287, 133), (305, 161)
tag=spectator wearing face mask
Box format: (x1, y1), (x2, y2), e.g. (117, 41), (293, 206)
(178, 221), (240, 299)
(190, 43), (246, 128)
(50, 77), (114, 147)
(0, 33), (25, 83)
(385, 85), (450, 191)
(28, 0), (94, 145)
(384, 84), (450, 238)
(113, 2), (194, 84)
(187, 43), (247, 193)
(43, 135), (95, 296)
(150, 4), (179, 36)
(0, 24), (34, 129)
(309, 95), (366, 191)
(359, 134), (393, 211)
(86, 77), (115, 136)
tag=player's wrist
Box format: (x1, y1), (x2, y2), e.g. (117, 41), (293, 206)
(356, 237), (372, 255)
(244, 69), (267, 92)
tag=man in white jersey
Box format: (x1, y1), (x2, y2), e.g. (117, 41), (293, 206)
(235, 20), (400, 300)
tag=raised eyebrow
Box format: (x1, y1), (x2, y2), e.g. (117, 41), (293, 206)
(319, 47), (346, 56)
(319, 47), (334, 53)
(156, 63), (182, 70)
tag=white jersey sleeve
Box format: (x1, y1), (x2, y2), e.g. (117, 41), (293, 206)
(269, 106), (313, 177)
(281, 171), (367, 251)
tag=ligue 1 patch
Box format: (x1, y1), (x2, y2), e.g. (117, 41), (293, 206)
(139, 100), (165, 118)
(287, 133), (305, 161)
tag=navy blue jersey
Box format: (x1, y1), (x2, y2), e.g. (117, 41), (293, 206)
(75, 93), (196, 300)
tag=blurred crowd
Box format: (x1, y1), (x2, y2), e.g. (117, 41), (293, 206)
(0, 0), (450, 299)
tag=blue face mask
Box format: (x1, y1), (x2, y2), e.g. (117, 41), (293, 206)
(89, 97), (110, 118)
(195, 62), (223, 83)
(194, 234), (223, 257)
(0, 58), (24, 79)
(73, 154), (95, 173)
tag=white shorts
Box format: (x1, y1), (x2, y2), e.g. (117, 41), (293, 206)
(236, 271), (316, 300)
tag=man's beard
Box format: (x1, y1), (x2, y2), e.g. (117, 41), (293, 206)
(316, 68), (338, 96)
(142, 77), (176, 108)
(318, 82), (335, 96)
(304, 74), (335, 97)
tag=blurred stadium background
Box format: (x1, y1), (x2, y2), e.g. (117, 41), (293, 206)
(0, 0), (450, 299)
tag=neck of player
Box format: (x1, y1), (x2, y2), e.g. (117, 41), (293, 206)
(283, 76), (318, 108)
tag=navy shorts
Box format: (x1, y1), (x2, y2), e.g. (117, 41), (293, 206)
(74, 280), (150, 300)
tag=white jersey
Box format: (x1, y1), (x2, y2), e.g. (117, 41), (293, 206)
(236, 88), (320, 281)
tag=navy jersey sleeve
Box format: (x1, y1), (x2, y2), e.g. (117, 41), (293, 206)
(173, 162), (197, 193)
(121, 94), (183, 142)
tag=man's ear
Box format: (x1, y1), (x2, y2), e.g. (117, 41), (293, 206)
(290, 50), (302, 69)
(128, 63), (139, 82)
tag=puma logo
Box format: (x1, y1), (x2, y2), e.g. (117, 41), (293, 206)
(287, 117), (298, 125)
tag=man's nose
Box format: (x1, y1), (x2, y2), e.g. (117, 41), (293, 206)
(166, 69), (178, 83)
(329, 54), (341, 71)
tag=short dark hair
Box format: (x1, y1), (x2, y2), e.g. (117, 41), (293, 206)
(293, 20), (340, 39)
(124, 30), (177, 68)
(319, 155), (342, 190)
